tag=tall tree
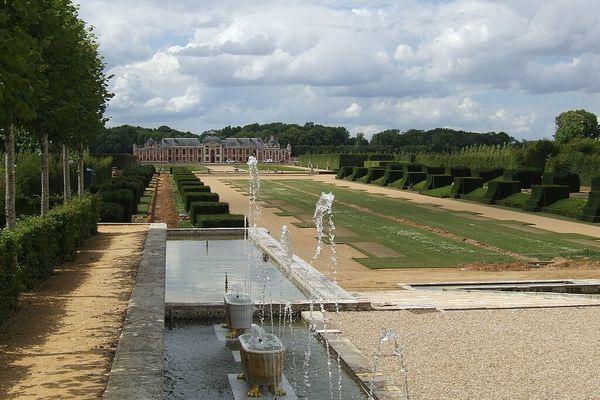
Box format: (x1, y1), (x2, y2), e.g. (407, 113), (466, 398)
(0, 1), (45, 228)
(555, 109), (600, 144)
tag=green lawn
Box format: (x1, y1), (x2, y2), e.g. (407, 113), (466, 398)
(228, 179), (600, 268)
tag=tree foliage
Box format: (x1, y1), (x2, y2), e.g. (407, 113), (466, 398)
(554, 109), (600, 144)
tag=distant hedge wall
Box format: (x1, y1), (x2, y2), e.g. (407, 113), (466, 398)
(542, 172), (580, 193)
(524, 185), (570, 211)
(450, 177), (484, 198)
(425, 174), (454, 190)
(484, 181), (521, 203)
(298, 154), (369, 170)
(472, 168), (505, 182)
(0, 196), (99, 324)
(503, 168), (542, 189)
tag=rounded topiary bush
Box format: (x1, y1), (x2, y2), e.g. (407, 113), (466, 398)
(100, 202), (124, 222)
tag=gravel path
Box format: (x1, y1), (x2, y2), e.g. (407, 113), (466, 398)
(335, 308), (600, 400)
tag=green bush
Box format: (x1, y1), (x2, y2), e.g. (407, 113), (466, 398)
(346, 167), (368, 181)
(484, 180), (522, 203)
(405, 163), (424, 172)
(189, 201), (230, 223)
(180, 184), (211, 195)
(472, 168), (504, 182)
(503, 168), (542, 189)
(0, 196), (99, 324)
(195, 213), (245, 228)
(424, 166), (445, 174)
(523, 185), (570, 211)
(450, 177), (484, 198)
(298, 154), (369, 170)
(184, 192), (219, 210)
(580, 191), (600, 222)
(360, 168), (386, 183)
(92, 154), (136, 170)
(100, 202), (124, 222)
(101, 189), (135, 222)
(425, 174), (454, 190)
(592, 177), (600, 191)
(542, 172), (580, 193)
(402, 171), (427, 188)
(368, 154), (394, 161)
(382, 170), (405, 186)
(446, 166), (471, 177)
(336, 166), (354, 179)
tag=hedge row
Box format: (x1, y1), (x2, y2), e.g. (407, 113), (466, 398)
(0, 196), (99, 324)
(94, 165), (155, 222)
(173, 170), (245, 228)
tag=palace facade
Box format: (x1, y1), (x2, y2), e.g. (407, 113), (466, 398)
(133, 133), (292, 164)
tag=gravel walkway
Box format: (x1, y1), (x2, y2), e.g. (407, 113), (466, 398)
(335, 308), (600, 400)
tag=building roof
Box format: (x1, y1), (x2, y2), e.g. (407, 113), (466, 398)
(159, 137), (202, 147)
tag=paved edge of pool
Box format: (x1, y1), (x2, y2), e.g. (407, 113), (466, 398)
(103, 223), (167, 400)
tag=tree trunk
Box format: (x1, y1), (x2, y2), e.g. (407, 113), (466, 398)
(40, 133), (50, 216)
(77, 143), (84, 197)
(63, 144), (71, 203)
(4, 123), (16, 229)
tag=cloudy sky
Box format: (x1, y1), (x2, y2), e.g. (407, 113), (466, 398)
(76, 0), (600, 139)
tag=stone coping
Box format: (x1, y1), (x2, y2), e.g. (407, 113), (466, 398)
(103, 223), (166, 400)
(167, 227), (246, 237)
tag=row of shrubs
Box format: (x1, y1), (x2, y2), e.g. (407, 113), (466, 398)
(91, 165), (156, 222)
(336, 162), (599, 222)
(172, 168), (245, 228)
(0, 196), (99, 324)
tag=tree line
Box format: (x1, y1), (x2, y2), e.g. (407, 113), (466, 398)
(1, 0), (111, 229)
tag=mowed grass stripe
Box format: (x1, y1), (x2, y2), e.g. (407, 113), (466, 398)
(258, 180), (515, 268)
(271, 180), (600, 262)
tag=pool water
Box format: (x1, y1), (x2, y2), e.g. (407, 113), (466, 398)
(166, 239), (307, 303)
(164, 320), (369, 399)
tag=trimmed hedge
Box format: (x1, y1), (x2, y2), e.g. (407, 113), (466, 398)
(381, 170), (405, 187)
(368, 154), (394, 161)
(425, 174), (454, 190)
(524, 185), (570, 211)
(176, 178), (202, 188)
(195, 214), (245, 228)
(184, 192), (219, 210)
(403, 171), (427, 188)
(346, 167), (368, 181)
(591, 177), (600, 191)
(180, 184), (211, 195)
(542, 172), (580, 193)
(472, 168), (504, 182)
(450, 177), (484, 198)
(580, 191), (600, 222)
(424, 166), (445, 174)
(484, 180), (522, 203)
(405, 163), (424, 172)
(189, 201), (229, 224)
(503, 168), (542, 189)
(101, 189), (135, 221)
(298, 154), (369, 170)
(336, 166), (354, 179)
(100, 202), (124, 222)
(360, 168), (386, 183)
(447, 166), (471, 177)
(0, 196), (99, 324)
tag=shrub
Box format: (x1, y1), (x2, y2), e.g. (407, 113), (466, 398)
(382, 170), (405, 186)
(336, 166), (354, 179)
(189, 201), (229, 223)
(542, 172), (580, 193)
(402, 171), (427, 188)
(446, 166), (471, 177)
(424, 166), (445, 174)
(101, 189), (135, 221)
(184, 192), (219, 210)
(93, 154), (136, 170)
(0, 196), (99, 324)
(523, 185), (570, 211)
(496, 192), (530, 208)
(405, 163), (424, 172)
(503, 168), (542, 189)
(450, 177), (484, 198)
(100, 202), (124, 222)
(484, 181), (522, 203)
(346, 167), (368, 181)
(360, 168), (386, 183)
(180, 184), (211, 195)
(472, 168), (505, 182)
(195, 213), (245, 228)
(580, 191), (600, 222)
(592, 177), (600, 191)
(425, 174), (454, 190)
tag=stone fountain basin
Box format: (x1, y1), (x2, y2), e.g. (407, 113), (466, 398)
(239, 333), (285, 386)
(224, 293), (254, 330)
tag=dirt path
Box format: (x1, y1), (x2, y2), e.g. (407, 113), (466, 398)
(200, 172), (600, 291)
(0, 224), (148, 399)
(152, 173), (179, 228)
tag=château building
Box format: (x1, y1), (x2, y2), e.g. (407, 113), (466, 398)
(133, 133), (292, 164)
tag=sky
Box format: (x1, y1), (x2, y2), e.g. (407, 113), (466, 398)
(75, 0), (600, 140)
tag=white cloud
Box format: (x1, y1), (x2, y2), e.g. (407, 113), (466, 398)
(344, 103), (362, 118)
(76, 0), (600, 139)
